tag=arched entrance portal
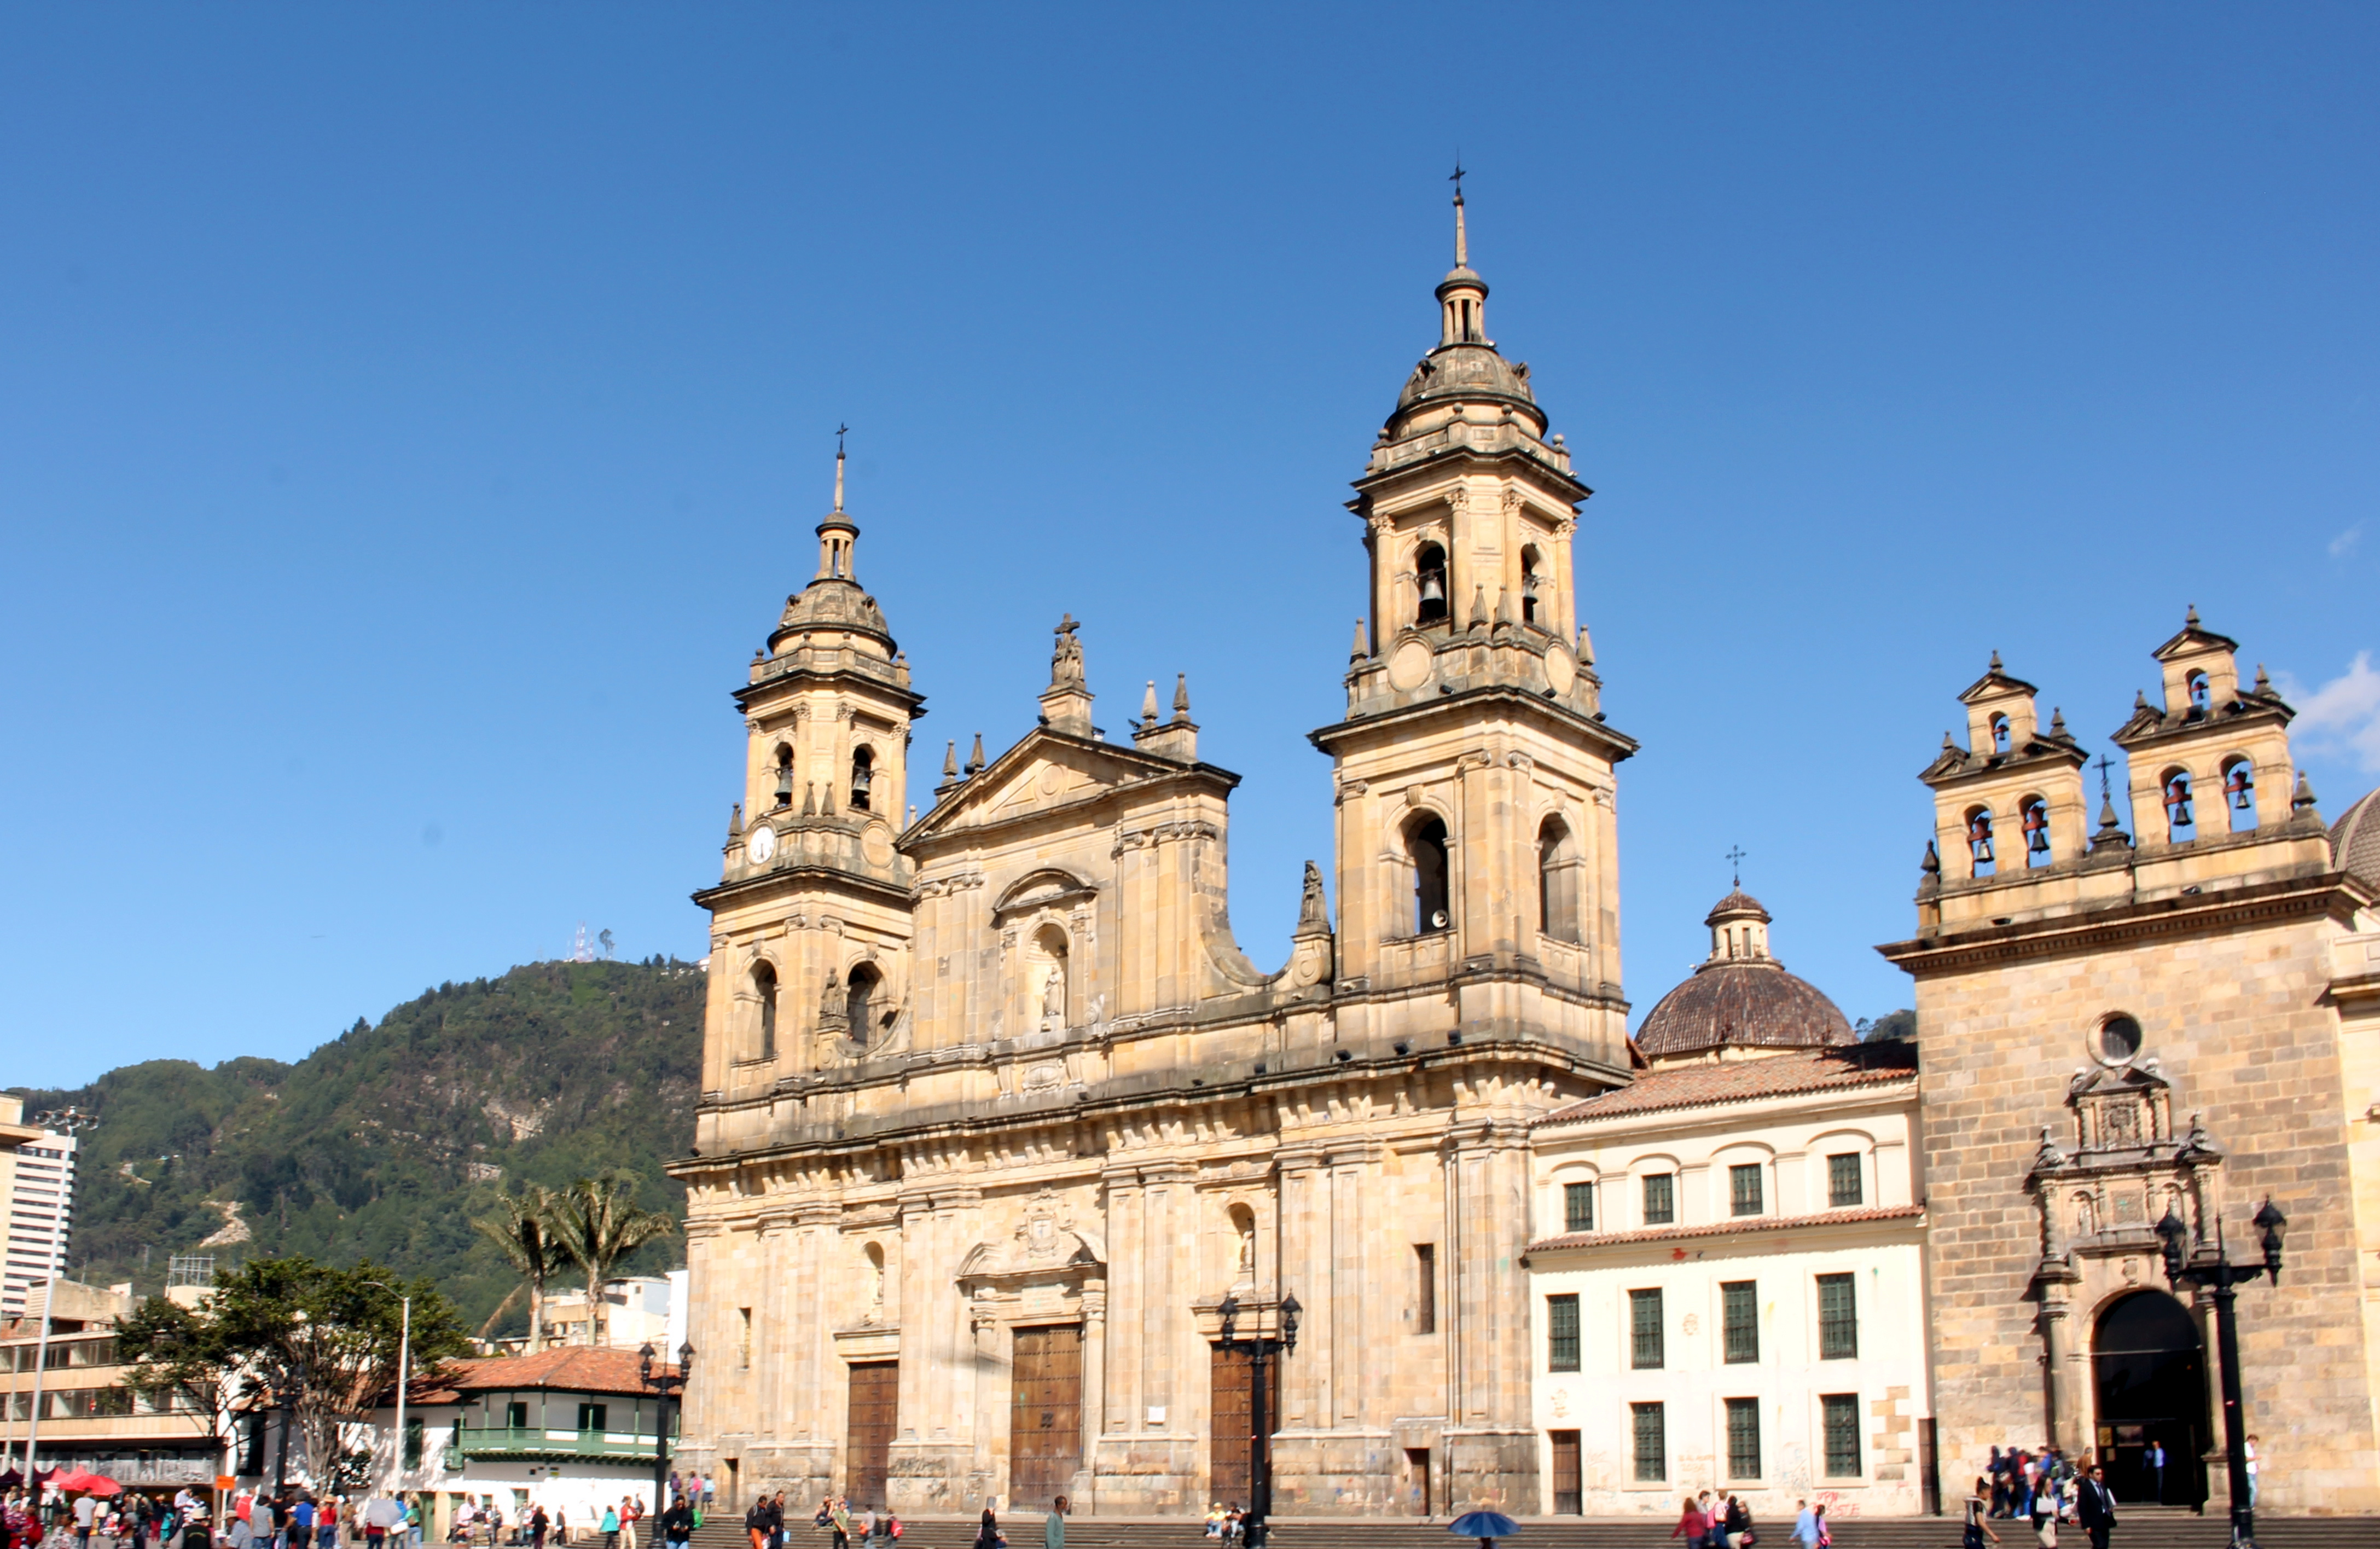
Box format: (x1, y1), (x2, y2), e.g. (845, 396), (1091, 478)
(2092, 1290), (2208, 1507)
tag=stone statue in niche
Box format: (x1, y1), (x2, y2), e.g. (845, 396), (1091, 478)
(1041, 964), (1067, 1027)
(1235, 1214), (1256, 1281)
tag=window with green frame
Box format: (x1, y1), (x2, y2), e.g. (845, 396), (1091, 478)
(1629, 1287), (1664, 1370)
(1546, 1293), (1581, 1372)
(1821, 1393), (1861, 1476)
(1827, 1152), (1864, 1208)
(1729, 1162), (1764, 1216)
(1631, 1402), (1666, 1482)
(1725, 1397), (1762, 1479)
(1818, 1273), (1858, 1360)
(1563, 1181), (1594, 1234)
(1642, 1174), (1675, 1225)
(1721, 1280), (1758, 1364)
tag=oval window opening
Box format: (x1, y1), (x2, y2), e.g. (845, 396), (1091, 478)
(2100, 1014), (2144, 1063)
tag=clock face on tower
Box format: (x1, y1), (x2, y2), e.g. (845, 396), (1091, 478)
(746, 823), (777, 864)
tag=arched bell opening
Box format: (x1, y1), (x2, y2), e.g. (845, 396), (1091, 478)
(1536, 815), (1580, 943)
(773, 743), (796, 809)
(2162, 768), (2198, 844)
(2092, 1289), (2209, 1510)
(1407, 814), (1452, 935)
(750, 961), (779, 1063)
(1415, 542), (1450, 626)
(2019, 794), (2053, 869)
(2221, 755), (2257, 833)
(1519, 544), (1545, 628)
(849, 745), (875, 812)
(1964, 804), (1997, 878)
(1990, 712), (2013, 756)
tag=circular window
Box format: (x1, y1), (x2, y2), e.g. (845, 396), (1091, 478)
(2097, 1014), (2144, 1064)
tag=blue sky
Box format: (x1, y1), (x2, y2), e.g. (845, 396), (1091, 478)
(4, 5), (2376, 1087)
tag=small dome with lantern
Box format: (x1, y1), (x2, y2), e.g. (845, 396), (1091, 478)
(1633, 889), (1856, 1064)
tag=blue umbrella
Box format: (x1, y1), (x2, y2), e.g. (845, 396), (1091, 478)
(1448, 1509), (1520, 1545)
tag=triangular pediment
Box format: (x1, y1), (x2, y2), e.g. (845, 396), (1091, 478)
(904, 728), (1223, 843)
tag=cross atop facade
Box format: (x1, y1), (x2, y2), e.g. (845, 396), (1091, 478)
(2096, 754), (2115, 801)
(836, 422), (849, 455)
(1449, 159), (1466, 202)
(1726, 845), (1747, 887)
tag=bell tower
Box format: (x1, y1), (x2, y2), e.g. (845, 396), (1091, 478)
(1311, 182), (1636, 1059)
(694, 439), (923, 1100)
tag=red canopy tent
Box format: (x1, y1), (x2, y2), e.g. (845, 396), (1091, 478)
(46, 1469), (123, 1495)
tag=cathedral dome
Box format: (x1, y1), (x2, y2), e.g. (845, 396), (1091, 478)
(2333, 787), (2380, 889)
(773, 577), (890, 643)
(1388, 342), (1545, 433)
(1633, 890), (1855, 1060)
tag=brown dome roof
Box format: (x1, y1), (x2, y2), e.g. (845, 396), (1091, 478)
(2333, 787), (2380, 889)
(1634, 958), (1855, 1059)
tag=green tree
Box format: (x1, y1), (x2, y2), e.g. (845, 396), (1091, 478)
(123, 1256), (470, 1484)
(545, 1175), (677, 1347)
(472, 1184), (561, 1352)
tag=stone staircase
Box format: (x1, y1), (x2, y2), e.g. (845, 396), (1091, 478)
(691, 1505), (2380, 1549)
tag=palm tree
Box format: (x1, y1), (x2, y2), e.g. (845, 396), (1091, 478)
(472, 1183), (561, 1352)
(546, 1174), (678, 1348)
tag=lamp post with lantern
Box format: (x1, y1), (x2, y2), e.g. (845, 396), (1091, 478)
(637, 1341), (694, 1513)
(2154, 1197), (2286, 1548)
(1214, 1291), (1299, 1549)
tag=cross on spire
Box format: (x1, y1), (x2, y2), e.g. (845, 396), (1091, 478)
(1449, 157), (1470, 269)
(1726, 845), (1747, 887)
(2095, 755), (2114, 802)
(832, 423), (849, 513)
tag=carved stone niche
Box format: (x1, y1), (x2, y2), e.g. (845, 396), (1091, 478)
(2025, 1061), (2225, 1287)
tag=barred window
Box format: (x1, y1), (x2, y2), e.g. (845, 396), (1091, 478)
(1726, 1397), (1762, 1480)
(1818, 1273), (1859, 1360)
(404, 1415), (426, 1469)
(1822, 1393), (1862, 1476)
(1629, 1287), (1664, 1370)
(1546, 1293), (1580, 1373)
(1564, 1181), (1594, 1234)
(1721, 1280), (1759, 1364)
(1642, 1174), (1675, 1226)
(1828, 1153), (1864, 1208)
(1730, 1162), (1764, 1217)
(1632, 1402), (1667, 1482)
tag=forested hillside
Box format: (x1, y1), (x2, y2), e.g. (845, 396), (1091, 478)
(10, 958), (705, 1336)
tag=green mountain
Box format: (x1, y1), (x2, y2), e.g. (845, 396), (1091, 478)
(10, 958), (705, 1337)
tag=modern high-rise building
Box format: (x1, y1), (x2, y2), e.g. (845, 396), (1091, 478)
(1, 1098), (79, 1321)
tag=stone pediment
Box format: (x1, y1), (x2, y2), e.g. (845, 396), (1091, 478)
(956, 1191), (1107, 1285)
(908, 728), (1224, 842)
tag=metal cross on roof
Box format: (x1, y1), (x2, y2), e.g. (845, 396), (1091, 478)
(1726, 845), (1746, 887)
(1449, 158), (1466, 201)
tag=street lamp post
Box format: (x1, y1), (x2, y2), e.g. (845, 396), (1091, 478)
(358, 1283), (413, 1495)
(2155, 1198), (2286, 1549)
(637, 1342), (694, 1513)
(1215, 1291), (1300, 1549)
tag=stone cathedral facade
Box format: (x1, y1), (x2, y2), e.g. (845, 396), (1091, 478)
(669, 198), (1639, 1517)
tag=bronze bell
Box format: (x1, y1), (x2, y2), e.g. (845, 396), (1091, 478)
(2226, 764), (2254, 810)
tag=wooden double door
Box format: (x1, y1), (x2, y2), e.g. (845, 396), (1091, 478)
(1010, 1325), (1083, 1508)
(1208, 1342), (1278, 1509)
(845, 1361), (898, 1510)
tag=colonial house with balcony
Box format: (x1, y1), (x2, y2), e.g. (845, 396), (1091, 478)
(375, 1348), (680, 1539)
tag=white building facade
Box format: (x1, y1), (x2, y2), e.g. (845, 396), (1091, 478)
(1524, 891), (1933, 1520)
(3, 1108), (78, 1321)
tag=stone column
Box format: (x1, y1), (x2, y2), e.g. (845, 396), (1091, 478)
(1098, 1167), (1145, 1469)
(1079, 1285), (1107, 1512)
(2039, 1279), (2079, 1456)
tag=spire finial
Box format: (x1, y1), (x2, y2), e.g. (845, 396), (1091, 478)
(943, 740), (959, 779)
(2186, 602), (2200, 627)
(1172, 672), (1191, 723)
(1449, 156), (1468, 269)
(1140, 680), (1159, 726)
(1989, 649), (2003, 673)
(833, 423), (848, 513)
(1726, 844), (1747, 888)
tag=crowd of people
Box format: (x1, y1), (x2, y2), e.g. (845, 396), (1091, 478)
(1963, 1447), (2127, 1549)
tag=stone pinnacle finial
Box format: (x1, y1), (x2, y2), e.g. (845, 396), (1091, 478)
(2294, 770), (2319, 811)
(1493, 585), (1514, 628)
(943, 740), (959, 779)
(1921, 839), (1941, 875)
(2255, 663), (2272, 694)
(1576, 624), (1594, 666)
(1942, 729), (1957, 751)
(1172, 672), (1191, 723)
(802, 782), (817, 817)
(2134, 689), (2149, 711)
(2186, 602), (2200, 627)
(727, 803), (743, 842)
(2050, 706), (2068, 737)
(966, 733), (986, 775)
(1468, 584), (1489, 631)
(1141, 680), (1159, 726)
(1350, 618), (1368, 662)
(1989, 649), (2003, 672)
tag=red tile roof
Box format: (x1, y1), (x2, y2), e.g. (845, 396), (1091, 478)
(1536, 1042), (1918, 1127)
(1526, 1203), (1925, 1255)
(402, 1347), (679, 1406)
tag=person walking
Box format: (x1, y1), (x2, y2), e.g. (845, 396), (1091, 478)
(2075, 1464), (2117, 1549)
(598, 1505), (618, 1549)
(971, 1511), (1002, 1549)
(73, 1493), (99, 1549)
(1042, 1498), (1066, 1549)
(1963, 1486), (2002, 1549)
(2245, 1435), (2261, 1508)
(1671, 1496), (1709, 1546)
(2146, 1441), (2166, 1505)
(658, 1501), (690, 1549)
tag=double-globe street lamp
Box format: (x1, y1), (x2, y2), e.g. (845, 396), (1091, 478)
(1214, 1291), (1299, 1549)
(637, 1341), (695, 1512)
(2153, 1197), (2286, 1548)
